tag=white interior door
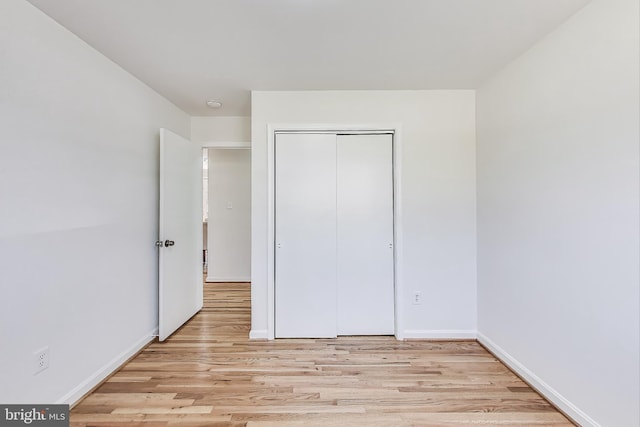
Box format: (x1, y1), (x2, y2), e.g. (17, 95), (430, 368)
(275, 133), (337, 338)
(337, 134), (394, 335)
(159, 128), (203, 341)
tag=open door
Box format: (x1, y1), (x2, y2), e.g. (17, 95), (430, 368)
(158, 128), (203, 341)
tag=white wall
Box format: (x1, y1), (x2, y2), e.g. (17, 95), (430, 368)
(251, 90), (477, 339)
(207, 149), (251, 281)
(0, 0), (190, 404)
(191, 116), (251, 145)
(476, 0), (639, 425)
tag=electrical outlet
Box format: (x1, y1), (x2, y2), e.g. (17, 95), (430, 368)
(34, 346), (49, 375)
(413, 291), (422, 305)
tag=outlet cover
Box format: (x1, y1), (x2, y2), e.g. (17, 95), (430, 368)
(34, 346), (49, 375)
(413, 291), (422, 305)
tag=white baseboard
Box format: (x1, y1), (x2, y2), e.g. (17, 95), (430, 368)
(206, 276), (251, 283)
(57, 328), (157, 406)
(249, 329), (269, 340)
(402, 329), (477, 340)
(477, 332), (598, 427)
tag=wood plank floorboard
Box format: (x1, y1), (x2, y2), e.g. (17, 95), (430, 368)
(70, 282), (573, 426)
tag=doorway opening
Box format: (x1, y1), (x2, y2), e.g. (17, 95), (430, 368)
(203, 147), (251, 283)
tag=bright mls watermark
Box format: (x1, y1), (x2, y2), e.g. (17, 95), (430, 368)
(0, 405), (68, 426)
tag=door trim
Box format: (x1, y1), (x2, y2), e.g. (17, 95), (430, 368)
(266, 123), (405, 340)
(201, 141), (251, 149)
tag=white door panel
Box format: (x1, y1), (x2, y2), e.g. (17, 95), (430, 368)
(275, 133), (337, 338)
(274, 132), (394, 338)
(337, 134), (395, 335)
(159, 128), (203, 342)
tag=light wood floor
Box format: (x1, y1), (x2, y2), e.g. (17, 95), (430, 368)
(70, 283), (573, 426)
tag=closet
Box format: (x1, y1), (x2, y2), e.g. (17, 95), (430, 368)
(274, 132), (394, 338)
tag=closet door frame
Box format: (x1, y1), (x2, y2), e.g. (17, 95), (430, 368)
(266, 123), (405, 340)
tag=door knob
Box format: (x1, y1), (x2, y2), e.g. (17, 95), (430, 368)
(164, 240), (175, 247)
(155, 240), (164, 247)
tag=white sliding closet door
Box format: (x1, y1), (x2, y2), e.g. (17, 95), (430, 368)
(275, 133), (337, 338)
(275, 132), (394, 338)
(337, 134), (394, 335)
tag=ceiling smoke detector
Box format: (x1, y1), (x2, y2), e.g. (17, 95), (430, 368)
(206, 100), (222, 109)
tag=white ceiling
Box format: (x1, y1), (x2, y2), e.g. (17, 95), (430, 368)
(27, 0), (590, 116)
